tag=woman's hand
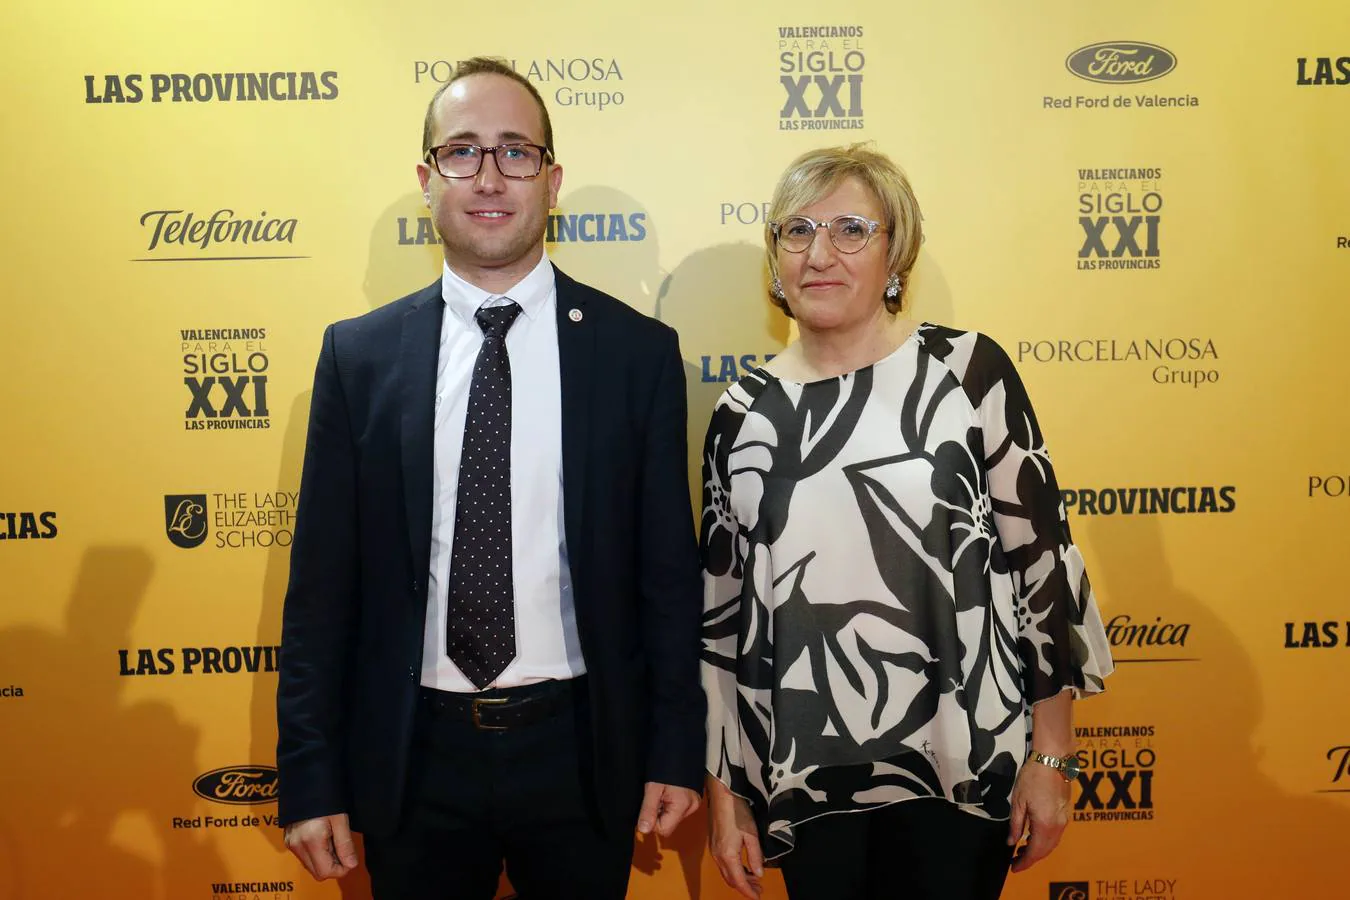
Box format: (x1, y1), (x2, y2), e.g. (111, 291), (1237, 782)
(1007, 759), (1071, 872)
(707, 778), (764, 898)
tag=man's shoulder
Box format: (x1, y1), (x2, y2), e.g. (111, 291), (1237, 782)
(555, 266), (675, 345)
(328, 280), (440, 342)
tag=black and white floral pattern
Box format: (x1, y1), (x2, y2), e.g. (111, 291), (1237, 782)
(700, 324), (1113, 860)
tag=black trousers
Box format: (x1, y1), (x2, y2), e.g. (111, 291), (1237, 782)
(778, 798), (1013, 900)
(364, 678), (633, 899)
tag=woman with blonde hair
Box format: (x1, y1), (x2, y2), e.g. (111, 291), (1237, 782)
(700, 144), (1113, 899)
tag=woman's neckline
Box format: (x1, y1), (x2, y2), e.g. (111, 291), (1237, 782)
(764, 321), (928, 386)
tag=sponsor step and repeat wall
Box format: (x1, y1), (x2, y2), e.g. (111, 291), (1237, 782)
(2, 1), (1346, 898)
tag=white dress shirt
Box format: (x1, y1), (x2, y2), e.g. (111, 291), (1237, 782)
(421, 252), (585, 691)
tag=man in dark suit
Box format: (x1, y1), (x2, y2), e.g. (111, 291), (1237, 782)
(276, 57), (705, 899)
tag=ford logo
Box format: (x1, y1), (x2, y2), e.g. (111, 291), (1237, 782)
(192, 765), (279, 805)
(1066, 42), (1176, 84)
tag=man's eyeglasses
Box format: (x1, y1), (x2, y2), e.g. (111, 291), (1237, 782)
(769, 215), (887, 254)
(424, 142), (552, 179)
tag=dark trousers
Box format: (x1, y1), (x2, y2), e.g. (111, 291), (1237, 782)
(364, 678), (633, 900)
(778, 798), (1013, 900)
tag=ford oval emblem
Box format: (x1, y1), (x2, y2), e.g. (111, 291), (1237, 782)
(1066, 42), (1177, 84)
(192, 765), (279, 806)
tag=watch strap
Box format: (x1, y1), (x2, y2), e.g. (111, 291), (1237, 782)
(1029, 750), (1077, 780)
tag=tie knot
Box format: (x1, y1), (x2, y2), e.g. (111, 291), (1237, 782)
(475, 300), (521, 339)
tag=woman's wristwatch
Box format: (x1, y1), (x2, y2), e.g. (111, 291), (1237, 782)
(1028, 750), (1082, 781)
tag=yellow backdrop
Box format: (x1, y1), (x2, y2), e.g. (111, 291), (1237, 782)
(3, 1), (1348, 898)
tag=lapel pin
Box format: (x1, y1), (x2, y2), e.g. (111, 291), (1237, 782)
(568, 308), (583, 323)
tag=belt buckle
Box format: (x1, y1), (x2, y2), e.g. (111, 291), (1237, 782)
(471, 696), (509, 731)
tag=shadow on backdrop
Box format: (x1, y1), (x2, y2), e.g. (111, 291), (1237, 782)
(904, 245), (955, 331)
(547, 185), (663, 319)
(363, 191), (447, 310)
(656, 242), (788, 522)
(1064, 514), (1350, 894)
(0, 547), (227, 899)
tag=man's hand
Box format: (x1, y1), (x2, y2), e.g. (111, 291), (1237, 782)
(284, 813), (358, 881)
(1007, 761), (1071, 873)
(636, 782), (701, 838)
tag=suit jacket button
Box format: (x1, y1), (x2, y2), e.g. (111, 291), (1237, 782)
(410, 578), (421, 593)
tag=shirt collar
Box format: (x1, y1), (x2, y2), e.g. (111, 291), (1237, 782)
(440, 251), (555, 327)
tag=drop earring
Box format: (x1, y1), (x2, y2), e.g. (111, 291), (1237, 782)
(885, 274), (901, 299)
(770, 277), (785, 300)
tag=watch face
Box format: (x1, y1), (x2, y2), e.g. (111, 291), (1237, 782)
(1062, 759), (1082, 780)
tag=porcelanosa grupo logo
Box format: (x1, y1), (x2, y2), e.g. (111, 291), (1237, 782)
(1016, 337), (1220, 388)
(413, 57), (625, 111)
(1309, 474), (1350, 498)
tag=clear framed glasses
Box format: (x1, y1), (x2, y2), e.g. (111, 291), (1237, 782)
(769, 214), (887, 254)
(424, 142), (552, 179)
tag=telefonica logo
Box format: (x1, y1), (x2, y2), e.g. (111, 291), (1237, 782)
(1105, 615), (1197, 664)
(136, 209), (305, 262)
(1066, 42), (1176, 84)
(1324, 746), (1350, 792)
(192, 766), (279, 805)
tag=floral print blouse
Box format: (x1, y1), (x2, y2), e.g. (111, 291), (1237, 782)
(700, 323), (1114, 859)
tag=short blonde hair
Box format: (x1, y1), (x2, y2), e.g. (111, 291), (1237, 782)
(765, 144), (923, 316)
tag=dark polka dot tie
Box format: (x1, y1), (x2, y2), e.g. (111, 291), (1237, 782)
(447, 300), (522, 688)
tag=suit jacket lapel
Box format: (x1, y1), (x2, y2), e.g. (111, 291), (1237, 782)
(400, 280), (443, 587)
(554, 265), (594, 564)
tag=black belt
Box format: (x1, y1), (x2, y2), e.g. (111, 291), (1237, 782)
(418, 677), (583, 731)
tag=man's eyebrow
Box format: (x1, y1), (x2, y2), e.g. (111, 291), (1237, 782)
(439, 130), (538, 144)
